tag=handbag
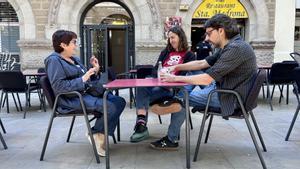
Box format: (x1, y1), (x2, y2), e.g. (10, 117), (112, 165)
(85, 80), (106, 97)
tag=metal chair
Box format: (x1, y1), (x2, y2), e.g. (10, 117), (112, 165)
(37, 67), (46, 112)
(0, 92), (22, 113)
(266, 61), (298, 110)
(39, 76), (118, 163)
(0, 71), (42, 118)
(192, 69), (267, 169)
(0, 117), (7, 149)
(285, 67), (300, 141)
(290, 52), (300, 64)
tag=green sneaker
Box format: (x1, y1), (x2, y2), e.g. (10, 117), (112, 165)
(130, 123), (149, 143)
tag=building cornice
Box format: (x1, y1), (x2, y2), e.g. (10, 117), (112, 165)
(250, 40), (276, 49)
(136, 42), (166, 49)
(17, 40), (52, 49)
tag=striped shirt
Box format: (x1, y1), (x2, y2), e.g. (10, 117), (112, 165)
(206, 35), (258, 117)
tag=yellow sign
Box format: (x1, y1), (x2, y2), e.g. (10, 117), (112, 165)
(193, 0), (248, 19)
(112, 20), (127, 25)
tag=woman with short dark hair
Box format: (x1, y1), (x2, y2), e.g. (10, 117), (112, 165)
(44, 30), (126, 157)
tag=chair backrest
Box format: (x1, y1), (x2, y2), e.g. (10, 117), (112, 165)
(290, 52), (300, 64)
(293, 67), (300, 93)
(269, 61), (298, 83)
(0, 53), (21, 71)
(40, 76), (55, 108)
(0, 71), (27, 90)
(37, 67), (45, 73)
(135, 64), (153, 70)
(107, 67), (116, 81)
(136, 65), (154, 78)
(244, 69), (267, 111)
(36, 67), (46, 82)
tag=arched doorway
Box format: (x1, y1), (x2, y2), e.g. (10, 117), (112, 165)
(191, 0), (248, 52)
(80, 1), (134, 75)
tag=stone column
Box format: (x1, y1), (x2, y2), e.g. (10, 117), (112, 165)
(136, 42), (166, 65)
(250, 40), (276, 65)
(17, 40), (52, 70)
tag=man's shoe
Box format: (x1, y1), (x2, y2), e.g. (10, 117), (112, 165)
(130, 123), (149, 143)
(87, 133), (106, 157)
(150, 136), (178, 150)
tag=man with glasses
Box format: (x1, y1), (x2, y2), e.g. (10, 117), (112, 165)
(163, 14), (257, 118)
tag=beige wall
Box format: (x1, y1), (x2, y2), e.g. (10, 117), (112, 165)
(5, 0), (278, 69)
(30, 0), (50, 39)
(274, 0), (295, 62)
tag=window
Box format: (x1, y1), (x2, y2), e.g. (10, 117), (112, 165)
(0, 1), (19, 54)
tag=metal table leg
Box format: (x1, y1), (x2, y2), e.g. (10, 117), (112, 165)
(103, 90), (110, 169)
(184, 88), (190, 169)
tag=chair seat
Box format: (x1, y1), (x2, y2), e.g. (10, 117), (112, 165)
(191, 105), (244, 119)
(56, 109), (102, 118)
(2, 83), (40, 92)
(149, 96), (175, 106)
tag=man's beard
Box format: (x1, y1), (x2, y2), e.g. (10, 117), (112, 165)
(212, 42), (221, 48)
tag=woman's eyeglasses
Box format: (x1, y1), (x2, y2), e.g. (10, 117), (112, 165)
(71, 39), (80, 46)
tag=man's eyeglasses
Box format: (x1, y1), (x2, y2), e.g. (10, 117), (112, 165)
(205, 29), (216, 37)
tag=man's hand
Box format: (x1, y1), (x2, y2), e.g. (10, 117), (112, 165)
(161, 72), (176, 82)
(166, 65), (176, 74)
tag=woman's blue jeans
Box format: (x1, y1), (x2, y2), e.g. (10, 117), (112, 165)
(92, 93), (126, 136)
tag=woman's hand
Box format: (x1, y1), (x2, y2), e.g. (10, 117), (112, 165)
(82, 67), (98, 82)
(90, 55), (100, 73)
(166, 65), (176, 74)
(160, 72), (176, 82)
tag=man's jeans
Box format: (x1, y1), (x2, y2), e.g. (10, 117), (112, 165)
(189, 83), (221, 108)
(177, 70), (206, 98)
(178, 70), (221, 108)
(136, 87), (185, 142)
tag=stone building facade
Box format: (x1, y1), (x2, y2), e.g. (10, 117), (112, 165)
(5, 0), (278, 70)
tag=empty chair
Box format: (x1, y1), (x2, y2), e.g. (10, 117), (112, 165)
(0, 117), (7, 149)
(266, 61), (298, 110)
(37, 67), (47, 111)
(192, 70), (267, 169)
(285, 67), (300, 141)
(290, 52), (300, 64)
(136, 65), (154, 79)
(25, 67), (47, 112)
(0, 71), (42, 118)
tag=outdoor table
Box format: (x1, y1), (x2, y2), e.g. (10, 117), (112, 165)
(22, 69), (46, 77)
(22, 69), (46, 111)
(103, 78), (191, 169)
(258, 64), (273, 109)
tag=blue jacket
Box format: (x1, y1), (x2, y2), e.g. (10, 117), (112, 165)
(44, 52), (104, 113)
